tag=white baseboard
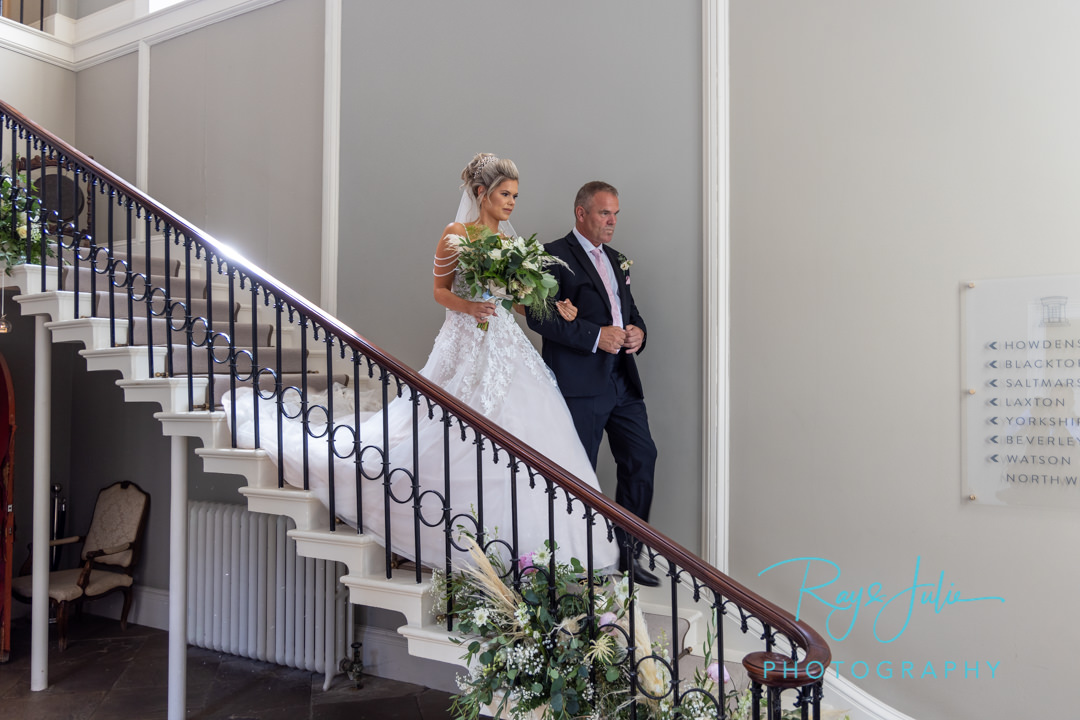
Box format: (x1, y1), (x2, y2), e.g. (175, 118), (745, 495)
(85, 588), (459, 693)
(822, 673), (918, 720)
(87, 584), (170, 631)
(355, 624), (460, 694)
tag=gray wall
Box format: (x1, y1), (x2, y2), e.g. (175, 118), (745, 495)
(338, 0), (703, 553)
(731, 2), (1078, 717)
(148, 0), (324, 303)
(75, 0), (125, 19)
(76, 53), (138, 183)
(0, 48), (75, 143)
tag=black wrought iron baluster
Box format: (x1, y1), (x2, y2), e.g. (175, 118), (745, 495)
(442, 406), (452, 631)
(183, 236), (194, 410)
(509, 458), (519, 590)
(125, 199), (134, 347)
(351, 351), (362, 533)
(767, 686), (781, 720)
(106, 186), (116, 345)
(381, 369), (392, 578)
(227, 262), (237, 443)
(36, 147), (46, 292)
(669, 558), (680, 701)
(144, 212), (153, 375)
(204, 251), (214, 409)
(5, 119), (14, 245)
(410, 387), (421, 576)
(751, 681), (762, 720)
(71, 167), (82, 317)
(546, 477), (556, 609)
(475, 431), (485, 552)
(274, 299), (285, 486)
(325, 331), (336, 532)
(53, 156), (62, 288)
(163, 226), (173, 377)
(87, 176), (98, 314)
(716, 601), (727, 720)
(763, 622), (773, 653)
(249, 279), (259, 449)
(299, 314), (309, 489)
(628, 581), (639, 720)
(22, 134), (31, 282)
(585, 506), (596, 689)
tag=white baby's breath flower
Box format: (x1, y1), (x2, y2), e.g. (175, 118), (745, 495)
(533, 546), (551, 566)
(472, 607), (490, 626)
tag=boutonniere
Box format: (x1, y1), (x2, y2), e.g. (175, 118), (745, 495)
(618, 253), (633, 283)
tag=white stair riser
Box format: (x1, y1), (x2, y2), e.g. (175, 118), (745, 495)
(195, 448), (277, 488)
(121, 381), (210, 414)
(80, 346), (167, 380)
(288, 529), (383, 576)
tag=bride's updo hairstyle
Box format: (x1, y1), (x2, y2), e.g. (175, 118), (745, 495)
(461, 152), (519, 203)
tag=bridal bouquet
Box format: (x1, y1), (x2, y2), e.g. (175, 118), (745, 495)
(444, 227), (566, 330)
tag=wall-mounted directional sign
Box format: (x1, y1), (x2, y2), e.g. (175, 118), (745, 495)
(963, 276), (1080, 509)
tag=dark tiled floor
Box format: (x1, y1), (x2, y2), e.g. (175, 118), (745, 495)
(0, 615), (456, 719)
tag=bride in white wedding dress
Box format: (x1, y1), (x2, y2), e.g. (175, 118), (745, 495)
(225, 153), (620, 571)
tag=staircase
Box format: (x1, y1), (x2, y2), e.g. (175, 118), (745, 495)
(1, 97), (833, 720)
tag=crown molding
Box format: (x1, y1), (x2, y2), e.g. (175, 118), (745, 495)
(0, 0), (287, 72)
(0, 16), (74, 68)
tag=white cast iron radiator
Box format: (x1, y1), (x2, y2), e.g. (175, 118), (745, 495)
(186, 501), (349, 686)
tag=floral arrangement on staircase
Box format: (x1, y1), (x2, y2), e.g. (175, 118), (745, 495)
(0, 164), (48, 273)
(440, 537), (846, 720)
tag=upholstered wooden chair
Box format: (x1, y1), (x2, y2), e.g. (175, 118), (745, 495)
(12, 481), (149, 651)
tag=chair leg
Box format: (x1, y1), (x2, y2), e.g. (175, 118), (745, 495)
(56, 601), (69, 653)
(119, 588), (133, 631)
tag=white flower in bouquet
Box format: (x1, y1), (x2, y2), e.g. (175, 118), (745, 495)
(443, 226), (567, 330)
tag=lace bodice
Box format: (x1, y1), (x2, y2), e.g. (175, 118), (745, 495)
(421, 269), (557, 416)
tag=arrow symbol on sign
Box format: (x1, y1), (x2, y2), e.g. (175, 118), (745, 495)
(990, 417), (999, 425)
(988, 361), (998, 368)
(989, 379), (998, 387)
(990, 436), (998, 443)
(989, 342), (998, 350)
(989, 398), (998, 406)
(990, 454), (999, 463)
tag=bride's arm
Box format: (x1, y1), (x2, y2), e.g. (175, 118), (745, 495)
(433, 223), (496, 322)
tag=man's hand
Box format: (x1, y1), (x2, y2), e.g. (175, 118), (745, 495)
(623, 324), (644, 354)
(598, 326), (627, 354)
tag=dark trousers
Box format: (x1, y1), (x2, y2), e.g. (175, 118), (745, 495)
(564, 357), (657, 561)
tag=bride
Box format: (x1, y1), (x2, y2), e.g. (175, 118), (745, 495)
(225, 153), (619, 571)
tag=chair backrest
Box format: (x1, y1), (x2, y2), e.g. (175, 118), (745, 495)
(81, 481), (150, 570)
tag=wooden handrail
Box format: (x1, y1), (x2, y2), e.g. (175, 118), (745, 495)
(0, 97), (831, 688)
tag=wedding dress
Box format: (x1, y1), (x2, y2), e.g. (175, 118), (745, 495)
(224, 270), (620, 571)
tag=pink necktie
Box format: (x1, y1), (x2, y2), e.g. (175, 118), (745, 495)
(591, 247), (620, 327)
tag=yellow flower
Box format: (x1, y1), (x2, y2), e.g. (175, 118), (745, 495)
(16, 225), (28, 239)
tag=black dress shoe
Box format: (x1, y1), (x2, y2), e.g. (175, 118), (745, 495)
(620, 560), (661, 587)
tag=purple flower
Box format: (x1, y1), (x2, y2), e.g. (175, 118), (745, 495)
(518, 552), (536, 574)
(706, 662), (730, 684)
(598, 611), (618, 635)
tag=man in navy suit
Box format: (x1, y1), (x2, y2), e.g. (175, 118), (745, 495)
(527, 181), (659, 587)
